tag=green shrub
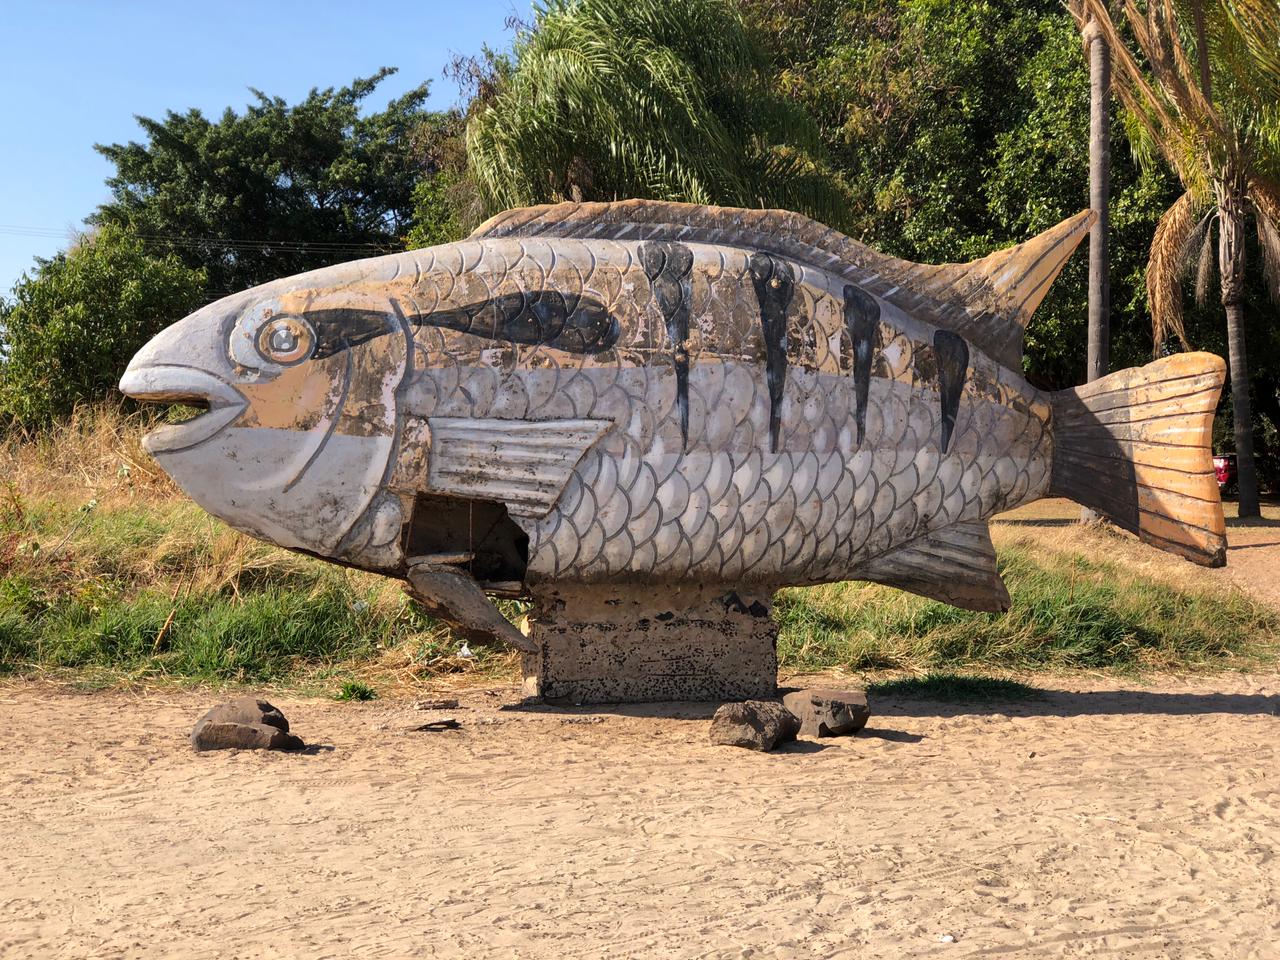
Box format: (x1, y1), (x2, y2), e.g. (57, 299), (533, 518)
(0, 227), (205, 429)
(335, 681), (378, 702)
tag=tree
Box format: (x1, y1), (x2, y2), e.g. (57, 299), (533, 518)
(744, 0), (1178, 389)
(405, 112), (471, 249)
(464, 0), (849, 225)
(1077, 5), (1113, 385)
(1068, 1), (1115, 523)
(0, 228), (206, 428)
(1082, 0), (1280, 517)
(744, 0), (1069, 261)
(92, 70), (437, 297)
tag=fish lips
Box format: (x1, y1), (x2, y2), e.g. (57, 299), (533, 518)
(118, 365), (247, 454)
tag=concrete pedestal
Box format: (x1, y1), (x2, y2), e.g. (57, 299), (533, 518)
(521, 583), (778, 704)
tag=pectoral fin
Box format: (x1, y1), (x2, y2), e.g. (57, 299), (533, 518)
(856, 521), (1010, 612)
(405, 563), (536, 653)
(425, 417), (612, 518)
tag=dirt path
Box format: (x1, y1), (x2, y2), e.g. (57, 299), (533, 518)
(1221, 516), (1280, 608)
(3, 676), (1279, 959)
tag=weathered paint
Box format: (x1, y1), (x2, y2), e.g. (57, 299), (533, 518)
(119, 200), (1229, 700)
(843, 284), (880, 448)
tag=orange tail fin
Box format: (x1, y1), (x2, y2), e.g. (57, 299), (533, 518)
(1049, 352), (1228, 567)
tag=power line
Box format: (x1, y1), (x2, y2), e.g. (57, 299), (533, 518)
(0, 224), (405, 256)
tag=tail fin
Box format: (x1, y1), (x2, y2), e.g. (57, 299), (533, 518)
(1049, 352), (1228, 567)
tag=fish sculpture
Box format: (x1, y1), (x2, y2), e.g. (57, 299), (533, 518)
(120, 201), (1228, 701)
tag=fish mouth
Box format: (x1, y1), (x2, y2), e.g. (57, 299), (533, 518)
(118, 365), (247, 453)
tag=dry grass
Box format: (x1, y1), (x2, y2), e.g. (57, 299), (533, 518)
(1, 404), (177, 507)
(1, 407), (518, 695)
(995, 496), (1280, 599)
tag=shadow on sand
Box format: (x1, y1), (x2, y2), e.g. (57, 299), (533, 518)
(991, 518), (1078, 527)
(874, 688), (1279, 719)
(1226, 514), (1280, 530)
(860, 727), (926, 743)
(499, 687), (1278, 723)
(500, 699), (721, 721)
(775, 739), (835, 754)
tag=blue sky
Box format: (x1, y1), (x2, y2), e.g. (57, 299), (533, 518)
(0, 0), (523, 294)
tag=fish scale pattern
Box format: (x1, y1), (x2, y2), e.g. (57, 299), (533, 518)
(399, 236), (1054, 586)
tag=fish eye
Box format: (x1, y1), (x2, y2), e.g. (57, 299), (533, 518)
(255, 316), (315, 366)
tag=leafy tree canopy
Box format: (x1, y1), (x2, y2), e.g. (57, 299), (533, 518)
(743, 0), (1180, 388)
(464, 0), (850, 227)
(0, 227), (206, 428)
(92, 69), (437, 296)
(405, 111), (471, 249)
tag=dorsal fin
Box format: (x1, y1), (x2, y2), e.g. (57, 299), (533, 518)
(471, 201), (1094, 369)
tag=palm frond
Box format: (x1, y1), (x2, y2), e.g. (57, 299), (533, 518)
(1178, 205), (1215, 266)
(1221, 0), (1280, 98)
(1251, 181), (1280, 303)
(1079, 0), (1273, 184)
(1148, 189), (1210, 351)
(465, 0), (847, 225)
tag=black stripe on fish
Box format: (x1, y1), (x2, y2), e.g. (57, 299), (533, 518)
(749, 253), (794, 454)
(305, 291), (620, 360)
(639, 240), (694, 449)
(934, 329), (969, 454)
(299, 310), (393, 360)
(843, 284), (880, 447)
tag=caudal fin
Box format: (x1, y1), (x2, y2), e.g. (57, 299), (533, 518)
(1049, 352), (1228, 567)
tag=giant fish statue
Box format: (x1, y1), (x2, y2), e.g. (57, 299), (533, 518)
(120, 201), (1228, 702)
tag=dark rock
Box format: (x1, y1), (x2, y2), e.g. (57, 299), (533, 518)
(191, 697), (303, 751)
(197, 696), (288, 731)
(193, 721), (304, 752)
(709, 700), (800, 751)
(781, 688), (871, 738)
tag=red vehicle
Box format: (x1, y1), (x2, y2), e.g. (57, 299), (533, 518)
(1213, 454), (1237, 495)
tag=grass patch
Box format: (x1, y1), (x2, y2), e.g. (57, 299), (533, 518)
(0, 488), (520, 686)
(867, 672), (1042, 701)
(335, 681), (378, 702)
(5, 405), (1277, 689)
(777, 543), (1278, 674)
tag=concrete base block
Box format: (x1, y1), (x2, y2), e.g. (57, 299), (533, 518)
(521, 583), (778, 703)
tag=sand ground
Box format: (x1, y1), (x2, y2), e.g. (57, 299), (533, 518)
(3, 674), (1280, 960)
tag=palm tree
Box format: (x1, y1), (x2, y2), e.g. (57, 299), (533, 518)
(1068, 1), (1114, 385)
(464, 0), (849, 227)
(1081, 0), (1280, 517)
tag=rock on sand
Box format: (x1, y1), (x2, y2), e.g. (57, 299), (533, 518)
(781, 688), (871, 738)
(191, 697), (304, 752)
(709, 700), (800, 751)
